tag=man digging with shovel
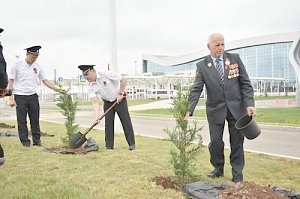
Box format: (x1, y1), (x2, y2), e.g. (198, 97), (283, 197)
(77, 65), (135, 150)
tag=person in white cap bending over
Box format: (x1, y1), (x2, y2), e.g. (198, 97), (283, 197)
(78, 65), (135, 150)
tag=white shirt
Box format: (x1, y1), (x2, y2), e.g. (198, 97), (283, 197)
(88, 71), (122, 102)
(9, 59), (46, 95)
(211, 56), (224, 73)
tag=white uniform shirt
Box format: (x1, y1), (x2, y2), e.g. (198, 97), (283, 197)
(9, 59), (46, 95)
(88, 71), (122, 102)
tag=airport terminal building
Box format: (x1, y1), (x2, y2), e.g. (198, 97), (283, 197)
(142, 31), (300, 97)
(17, 31), (299, 106)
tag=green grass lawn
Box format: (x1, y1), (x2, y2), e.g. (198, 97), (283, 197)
(0, 121), (299, 198)
(131, 107), (300, 126)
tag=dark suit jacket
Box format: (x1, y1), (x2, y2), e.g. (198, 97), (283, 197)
(0, 43), (8, 89)
(188, 52), (255, 124)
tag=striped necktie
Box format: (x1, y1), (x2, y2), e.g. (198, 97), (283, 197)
(215, 58), (224, 83)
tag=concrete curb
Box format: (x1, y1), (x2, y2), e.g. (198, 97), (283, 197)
(131, 115), (300, 132)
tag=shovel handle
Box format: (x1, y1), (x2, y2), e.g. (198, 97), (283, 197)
(98, 100), (118, 121)
(83, 100), (119, 136)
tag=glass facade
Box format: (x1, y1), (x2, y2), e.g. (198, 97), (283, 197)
(229, 42), (294, 80)
(144, 59), (201, 74)
(143, 42), (297, 93)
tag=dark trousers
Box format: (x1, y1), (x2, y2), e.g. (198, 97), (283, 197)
(14, 94), (41, 146)
(0, 144), (4, 158)
(208, 109), (244, 180)
(103, 99), (135, 148)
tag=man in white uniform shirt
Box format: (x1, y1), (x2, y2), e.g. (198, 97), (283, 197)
(7, 46), (66, 147)
(78, 65), (135, 150)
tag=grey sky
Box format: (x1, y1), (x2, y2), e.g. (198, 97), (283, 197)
(1, 0), (300, 79)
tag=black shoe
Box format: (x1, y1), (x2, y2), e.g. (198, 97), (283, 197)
(0, 157), (5, 166)
(129, 144), (135, 150)
(22, 141), (31, 147)
(105, 147), (114, 150)
(207, 170), (224, 178)
(33, 142), (43, 147)
(232, 178), (243, 183)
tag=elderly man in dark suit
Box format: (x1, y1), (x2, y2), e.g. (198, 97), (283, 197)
(185, 33), (256, 183)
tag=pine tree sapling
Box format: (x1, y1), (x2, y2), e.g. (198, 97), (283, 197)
(164, 84), (203, 184)
(56, 93), (79, 145)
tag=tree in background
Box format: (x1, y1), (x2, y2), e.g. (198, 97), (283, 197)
(164, 84), (203, 184)
(56, 89), (78, 145)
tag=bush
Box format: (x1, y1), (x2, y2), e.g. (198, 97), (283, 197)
(164, 84), (203, 184)
(56, 93), (79, 145)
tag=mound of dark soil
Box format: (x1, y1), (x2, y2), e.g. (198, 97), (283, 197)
(153, 176), (297, 199)
(0, 122), (15, 128)
(43, 137), (99, 155)
(152, 176), (180, 190)
(219, 181), (289, 199)
(43, 146), (88, 154)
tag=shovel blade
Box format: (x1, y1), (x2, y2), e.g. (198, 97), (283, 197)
(69, 132), (87, 149)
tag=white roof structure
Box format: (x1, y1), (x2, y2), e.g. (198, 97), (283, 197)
(142, 31), (300, 80)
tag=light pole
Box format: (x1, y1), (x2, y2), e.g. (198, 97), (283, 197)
(108, 0), (118, 72)
(15, 55), (20, 61)
(134, 60), (137, 75)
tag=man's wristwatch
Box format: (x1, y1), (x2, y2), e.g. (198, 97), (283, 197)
(118, 91), (124, 96)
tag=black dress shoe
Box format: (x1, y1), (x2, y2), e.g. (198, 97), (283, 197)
(128, 144), (135, 150)
(207, 170), (224, 178)
(232, 178), (243, 183)
(0, 157), (5, 166)
(33, 142), (42, 147)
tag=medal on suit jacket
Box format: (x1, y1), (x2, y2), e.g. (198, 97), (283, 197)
(225, 58), (239, 79)
(207, 63), (212, 67)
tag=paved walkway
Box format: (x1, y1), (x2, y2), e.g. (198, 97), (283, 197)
(129, 98), (297, 111)
(129, 99), (173, 111)
(1, 98), (299, 159)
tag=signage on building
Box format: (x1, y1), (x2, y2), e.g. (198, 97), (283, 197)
(57, 77), (63, 83)
(78, 74), (86, 84)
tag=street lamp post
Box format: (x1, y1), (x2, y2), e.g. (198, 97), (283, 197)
(108, 0), (118, 72)
(134, 60), (137, 75)
(15, 55), (20, 61)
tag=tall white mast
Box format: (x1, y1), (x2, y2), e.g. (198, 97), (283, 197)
(108, 0), (118, 72)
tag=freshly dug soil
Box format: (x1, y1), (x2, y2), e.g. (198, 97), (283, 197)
(152, 176), (181, 190)
(0, 122), (54, 137)
(0, 131), (54, 137)
(0, 122), (15, 128)
(43, 138), (99, 155)
(153, 176), (291, 199)
(219, 181), (289, 199)
(43, 146), (88, 154)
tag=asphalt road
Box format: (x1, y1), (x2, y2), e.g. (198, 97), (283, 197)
(36, 109), (300, 160)
(1, 106), (300, 160)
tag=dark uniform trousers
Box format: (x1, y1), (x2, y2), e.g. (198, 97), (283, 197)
(14, 93), (41, 146)
(103, 98), (135, 149)
(0, 144), (4, 158)
(208, 109), (245, 181)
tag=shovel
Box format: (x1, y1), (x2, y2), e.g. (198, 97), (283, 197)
(69, 100), (118, 149)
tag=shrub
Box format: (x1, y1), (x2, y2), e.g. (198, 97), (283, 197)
(164, 84), (203, 184)
(56, 93), (79, 145)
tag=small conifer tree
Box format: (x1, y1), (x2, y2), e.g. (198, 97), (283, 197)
(164, 84), (203, 184)
(56, 91), (79, 145)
